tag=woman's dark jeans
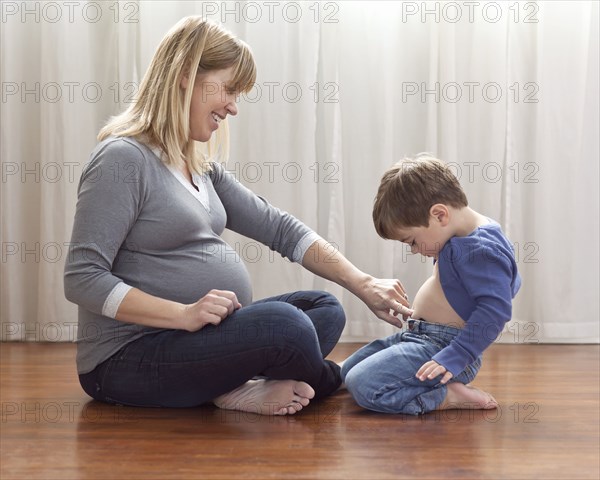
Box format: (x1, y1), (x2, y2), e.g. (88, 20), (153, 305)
(79, 290), (345, 407)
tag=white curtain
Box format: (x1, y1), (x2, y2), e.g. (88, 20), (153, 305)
(1, 1), (598, 343)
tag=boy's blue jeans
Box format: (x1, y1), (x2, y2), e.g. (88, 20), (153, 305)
(341, 319), (482, 415)
(79, 291), (345, 407)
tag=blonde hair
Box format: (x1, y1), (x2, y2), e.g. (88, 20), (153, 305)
(373, 154), (468, 238)
(98, 16), (256, 173)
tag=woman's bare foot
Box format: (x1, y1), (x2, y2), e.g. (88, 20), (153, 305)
(437, 382), (499, 410)
(213, 379), (315, 415)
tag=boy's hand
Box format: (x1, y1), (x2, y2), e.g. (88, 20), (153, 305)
(416, 360), (453, 384)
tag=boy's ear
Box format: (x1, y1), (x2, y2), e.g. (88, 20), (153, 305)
(429, 204), (450, 226)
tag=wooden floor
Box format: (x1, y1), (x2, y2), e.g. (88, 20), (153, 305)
(1, 343), (598, 480)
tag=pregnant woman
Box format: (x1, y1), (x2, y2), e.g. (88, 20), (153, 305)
(64, 16), (411, 415)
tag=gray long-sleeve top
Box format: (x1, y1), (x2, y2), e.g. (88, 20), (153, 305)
(64, 137), (319, 374)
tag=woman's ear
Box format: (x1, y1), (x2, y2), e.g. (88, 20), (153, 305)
(180, 74), (190, 89)
(429, 204), (450, 226)
(180, 65), (195, 89)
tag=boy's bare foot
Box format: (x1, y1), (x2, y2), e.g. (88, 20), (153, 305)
(436, 382), (499, 410)
(213, 379), (315, 415)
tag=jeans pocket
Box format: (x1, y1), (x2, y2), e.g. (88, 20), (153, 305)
(420, 333), (446, 350)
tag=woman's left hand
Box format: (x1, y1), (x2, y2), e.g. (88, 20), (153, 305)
(358, 277), (414, 328)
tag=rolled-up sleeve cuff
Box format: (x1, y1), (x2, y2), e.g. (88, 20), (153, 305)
(101, 283), (133, 319)
(432, 343), (473, 378)
(292, 231), (322, 263)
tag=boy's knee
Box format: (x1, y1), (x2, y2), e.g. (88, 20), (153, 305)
(340, 364), (349, 382)
(344, 368), (375, 410)
(340, 358), (355, 381)
(345, 367), (414, 414)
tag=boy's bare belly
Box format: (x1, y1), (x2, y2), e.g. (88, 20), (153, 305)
(411, 263), (465, 328)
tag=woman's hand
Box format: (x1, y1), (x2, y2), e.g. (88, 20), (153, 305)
(178, 289), (242, 332)
(300, 239), (413, 329)
(358, 277), (414, 328)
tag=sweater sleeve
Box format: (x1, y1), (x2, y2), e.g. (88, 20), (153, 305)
(209, 162), (320, 262)
(64, 139), (146, 316)
(432, 242), (515, 376)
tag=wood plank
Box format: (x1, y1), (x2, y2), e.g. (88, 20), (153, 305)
(1, 343), (598, 479)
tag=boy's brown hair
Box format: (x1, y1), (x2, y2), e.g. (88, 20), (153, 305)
(373, 155), (468, 239)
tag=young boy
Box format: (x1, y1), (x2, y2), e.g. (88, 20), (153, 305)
(341, 155), (521, 415)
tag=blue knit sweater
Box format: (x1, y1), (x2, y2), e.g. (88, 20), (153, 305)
(432, 221), (522, 376)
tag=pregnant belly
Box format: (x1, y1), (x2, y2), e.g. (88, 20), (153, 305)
(113, 242), (254, 307)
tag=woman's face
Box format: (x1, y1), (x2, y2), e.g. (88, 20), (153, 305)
(183, 66), (238, 142)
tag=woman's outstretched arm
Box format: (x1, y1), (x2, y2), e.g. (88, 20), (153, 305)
(301, 238), (413, 328)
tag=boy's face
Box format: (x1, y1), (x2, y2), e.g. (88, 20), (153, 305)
(392, 219), (450, 259)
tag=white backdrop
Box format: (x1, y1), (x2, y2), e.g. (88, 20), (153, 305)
(1, 1), (598, 343)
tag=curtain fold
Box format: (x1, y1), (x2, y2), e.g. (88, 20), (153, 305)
(1, 1), (598, 343)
